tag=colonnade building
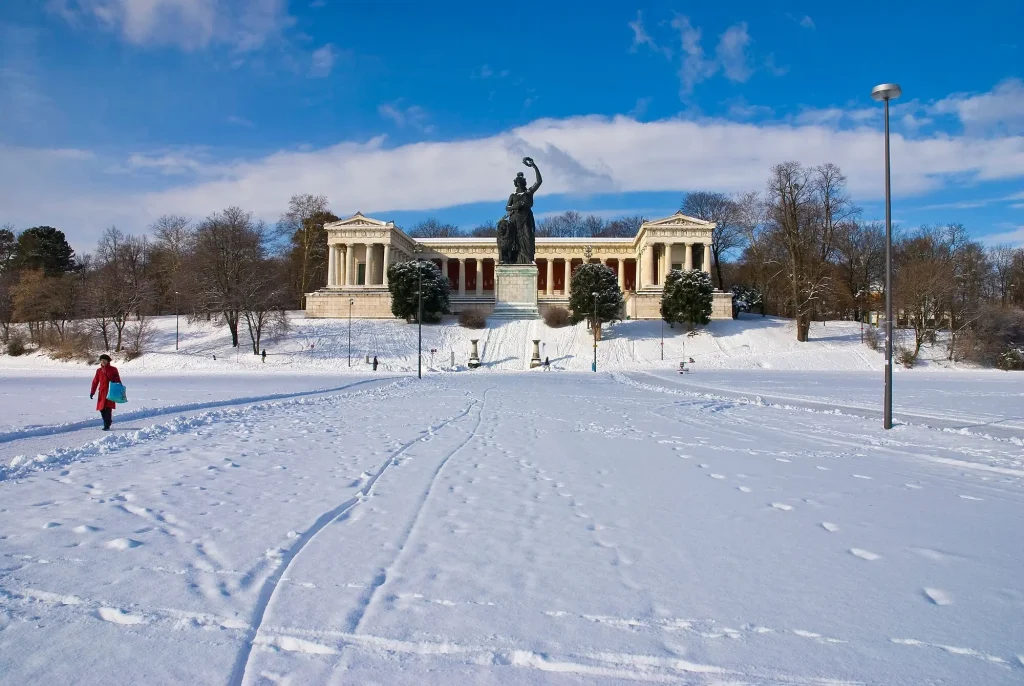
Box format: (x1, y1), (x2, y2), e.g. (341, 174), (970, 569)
(305, 211), (734, 320)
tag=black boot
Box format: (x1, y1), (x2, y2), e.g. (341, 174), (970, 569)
(101, 408), (112, 431)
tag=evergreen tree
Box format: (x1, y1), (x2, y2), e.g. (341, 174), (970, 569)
(731, 284), (764, 316)
(568, 263), (624, 326)
(662, 269), (713, 330)
(15, 226), (76, 275)
(387, 260), (451, 323)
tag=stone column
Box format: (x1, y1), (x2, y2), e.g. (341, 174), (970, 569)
(643, 244), (655, 287)
(458, 258), (466, 296)
(441, 257), (449, 286)
(475, 259), (483, 296)
(616, 258), (625, 292)
(346, 243), (356, 285)
(546, 259), (554, 296)
(664, 243), (674, 277)
(365, 243), (375, 285)
(702, 243), (712, 275)
(685, 242), (693, 271)
(563, 259), (571, 294)
(327, 244), (336, 286)
(382, 244), (391, 286)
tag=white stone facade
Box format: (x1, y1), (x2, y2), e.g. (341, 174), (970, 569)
(305, 211), (733, 320)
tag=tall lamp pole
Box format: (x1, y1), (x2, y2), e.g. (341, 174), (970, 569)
(174, 291), (179, 350)
(348, 298), (354, 367)
(416, 252), (423, 380)
(591, 291), (598, 373)
(871, 82), (902, 430)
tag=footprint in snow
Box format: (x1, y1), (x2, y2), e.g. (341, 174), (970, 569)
(850, 548), (880, 561)
(709, 474), (725, 480)
(96, 607), (146, 625)
(770, 503), (793, 511)
(852, 474), (872, 480)
(737, 486), (752, 493)
(821, 522), (839, 532)
(958, 495), (983, 501)
(923, 588), (952, 606)
(105, 538), (143, 551)
(775, 458), (791, 463)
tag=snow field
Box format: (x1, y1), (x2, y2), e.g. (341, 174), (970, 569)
(0, 371), (1021, 684)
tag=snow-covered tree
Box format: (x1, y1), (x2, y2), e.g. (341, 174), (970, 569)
(568, 263), (624, 326)
(662, 269), (713, 330)
(731, 284), (764, 316)
(387, 260), (451, 323)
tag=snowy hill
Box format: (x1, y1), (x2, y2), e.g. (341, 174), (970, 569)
(0, 312), (956, 376)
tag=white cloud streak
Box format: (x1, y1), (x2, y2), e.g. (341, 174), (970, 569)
(309, 43), (336, 78)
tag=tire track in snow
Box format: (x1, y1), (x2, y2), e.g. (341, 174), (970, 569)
(0, 377), (394, 447)
(348, 386), (492, 636)
(228, 393), (482, 686)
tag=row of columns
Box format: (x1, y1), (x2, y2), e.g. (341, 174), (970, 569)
(641, 242), (710, 288)
(326, 243), (396, 287)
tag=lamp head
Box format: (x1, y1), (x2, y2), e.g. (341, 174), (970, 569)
(871, 83), (902, 102)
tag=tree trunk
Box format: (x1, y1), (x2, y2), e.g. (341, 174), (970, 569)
(796, 313), (811, 342)
(712, 249), (725, 290)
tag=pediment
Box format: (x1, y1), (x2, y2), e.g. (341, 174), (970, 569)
(326, 212), (394, 229)
(643, 211), (714, 228)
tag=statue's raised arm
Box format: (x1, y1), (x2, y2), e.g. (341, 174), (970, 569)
(522, 157), (542, 195)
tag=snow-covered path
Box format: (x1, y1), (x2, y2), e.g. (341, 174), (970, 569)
(1, 374), (1022, 684)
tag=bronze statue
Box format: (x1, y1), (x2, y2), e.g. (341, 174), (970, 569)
(497, 157), (542, 264)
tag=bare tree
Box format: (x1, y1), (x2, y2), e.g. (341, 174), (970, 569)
(191, 207), (268, 347)
(894, 226), (956, 359)
(277, 194), (336, 305)
(989, 245), (1017, 307)
(681, 191), (747, 289)
(470, 221), (498, 237)
(764, 162), (856, 341)
(240, 256), (289, 354)
(90, 228), (154, 351)
(598, 215), (644, 238)
(149, 214), (193, 313)
(833, 220), (885, 321)
(408, 218), (461, 238)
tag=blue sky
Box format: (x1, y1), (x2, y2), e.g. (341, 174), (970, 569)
(1, 0), (1022, 252)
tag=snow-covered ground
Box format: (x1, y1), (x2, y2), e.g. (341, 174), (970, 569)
(2, 315), (1021, 683)
(1, 368), (1022, 684)
(0, 311), (946, 377)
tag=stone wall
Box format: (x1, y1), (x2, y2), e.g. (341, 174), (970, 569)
(305, 288), (394, 319)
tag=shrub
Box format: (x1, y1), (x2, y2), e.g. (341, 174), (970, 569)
(6, 332), (27, 356)
(996, 346), (1024, 371)
(543, 306), (570, 328)
(458, 308), (487, 329)
(896, 345), (916, 368)
(661, 269), (713, 330)
(387, 261), (451, 323)
(568, 263), (624, 326)
(47, 326), (96, 363)
(864, 325), (881, 351)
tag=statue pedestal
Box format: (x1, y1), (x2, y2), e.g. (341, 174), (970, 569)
(492, 264), (540, 320)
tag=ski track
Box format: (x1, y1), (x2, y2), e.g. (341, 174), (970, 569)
(0, 379), (405, 483)
(229, 395), (483, 686)
(0, 378), (391, 447)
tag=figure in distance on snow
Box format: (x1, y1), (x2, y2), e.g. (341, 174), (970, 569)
(89, 354), (122, 431)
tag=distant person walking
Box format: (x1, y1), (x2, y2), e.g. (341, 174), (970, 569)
(543, 356), (550, 370)
(89, 354), (122, 431)
(372, 356), (379, 371)
(261, 349), (266, 363)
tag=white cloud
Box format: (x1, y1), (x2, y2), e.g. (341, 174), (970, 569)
(799, 15), (815, 29)
(932, 78), (1024, 136)
(4, 97), (1023, 253)
(629, 97), (652, 118)
(979, 225), (1024, 247)
(310, 43), (336, 78)
(226, 114), (255, 127)
(48, 0), (293, 52)
(670, 15), (717, 95)
(716, 22), (752, 83)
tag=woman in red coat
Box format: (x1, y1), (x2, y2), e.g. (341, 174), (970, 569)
(89, 354), (122, 431)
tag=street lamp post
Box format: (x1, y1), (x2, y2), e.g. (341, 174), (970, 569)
(660, 316), (664, 361)
(348, 298), (354, 367)
(174, 291), (179, 350)
(416, 252), (423, 380)
(591, 291), (598, 373)
(872, 82), (902, 430)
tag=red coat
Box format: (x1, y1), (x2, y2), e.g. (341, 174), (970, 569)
(90, 365), (122, 411)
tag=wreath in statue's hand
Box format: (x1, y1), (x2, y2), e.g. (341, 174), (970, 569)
(522, 156), (535, 168)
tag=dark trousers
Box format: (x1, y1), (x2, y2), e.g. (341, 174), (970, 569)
(100, 408), (112, 430)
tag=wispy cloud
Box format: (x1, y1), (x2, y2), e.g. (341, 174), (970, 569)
(633, 14), (773, 96)
(786, 13), (815, 30)
(629, 97), (652, 118)
(931, 78), (1024, 136)
(309, 43), (336, 78)
(979, 225), (1024, 246)
(226, 115), (255, 128)
(48, 0), (294, 52)
(377, 102), (434, 133)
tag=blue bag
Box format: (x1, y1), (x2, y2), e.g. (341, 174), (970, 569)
(107, 382), (128, 404)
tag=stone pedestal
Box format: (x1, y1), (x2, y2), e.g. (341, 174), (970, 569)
(468, 339), (481, 369)
(492, 264), (540, 319)
(530, 339), (542, 368)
